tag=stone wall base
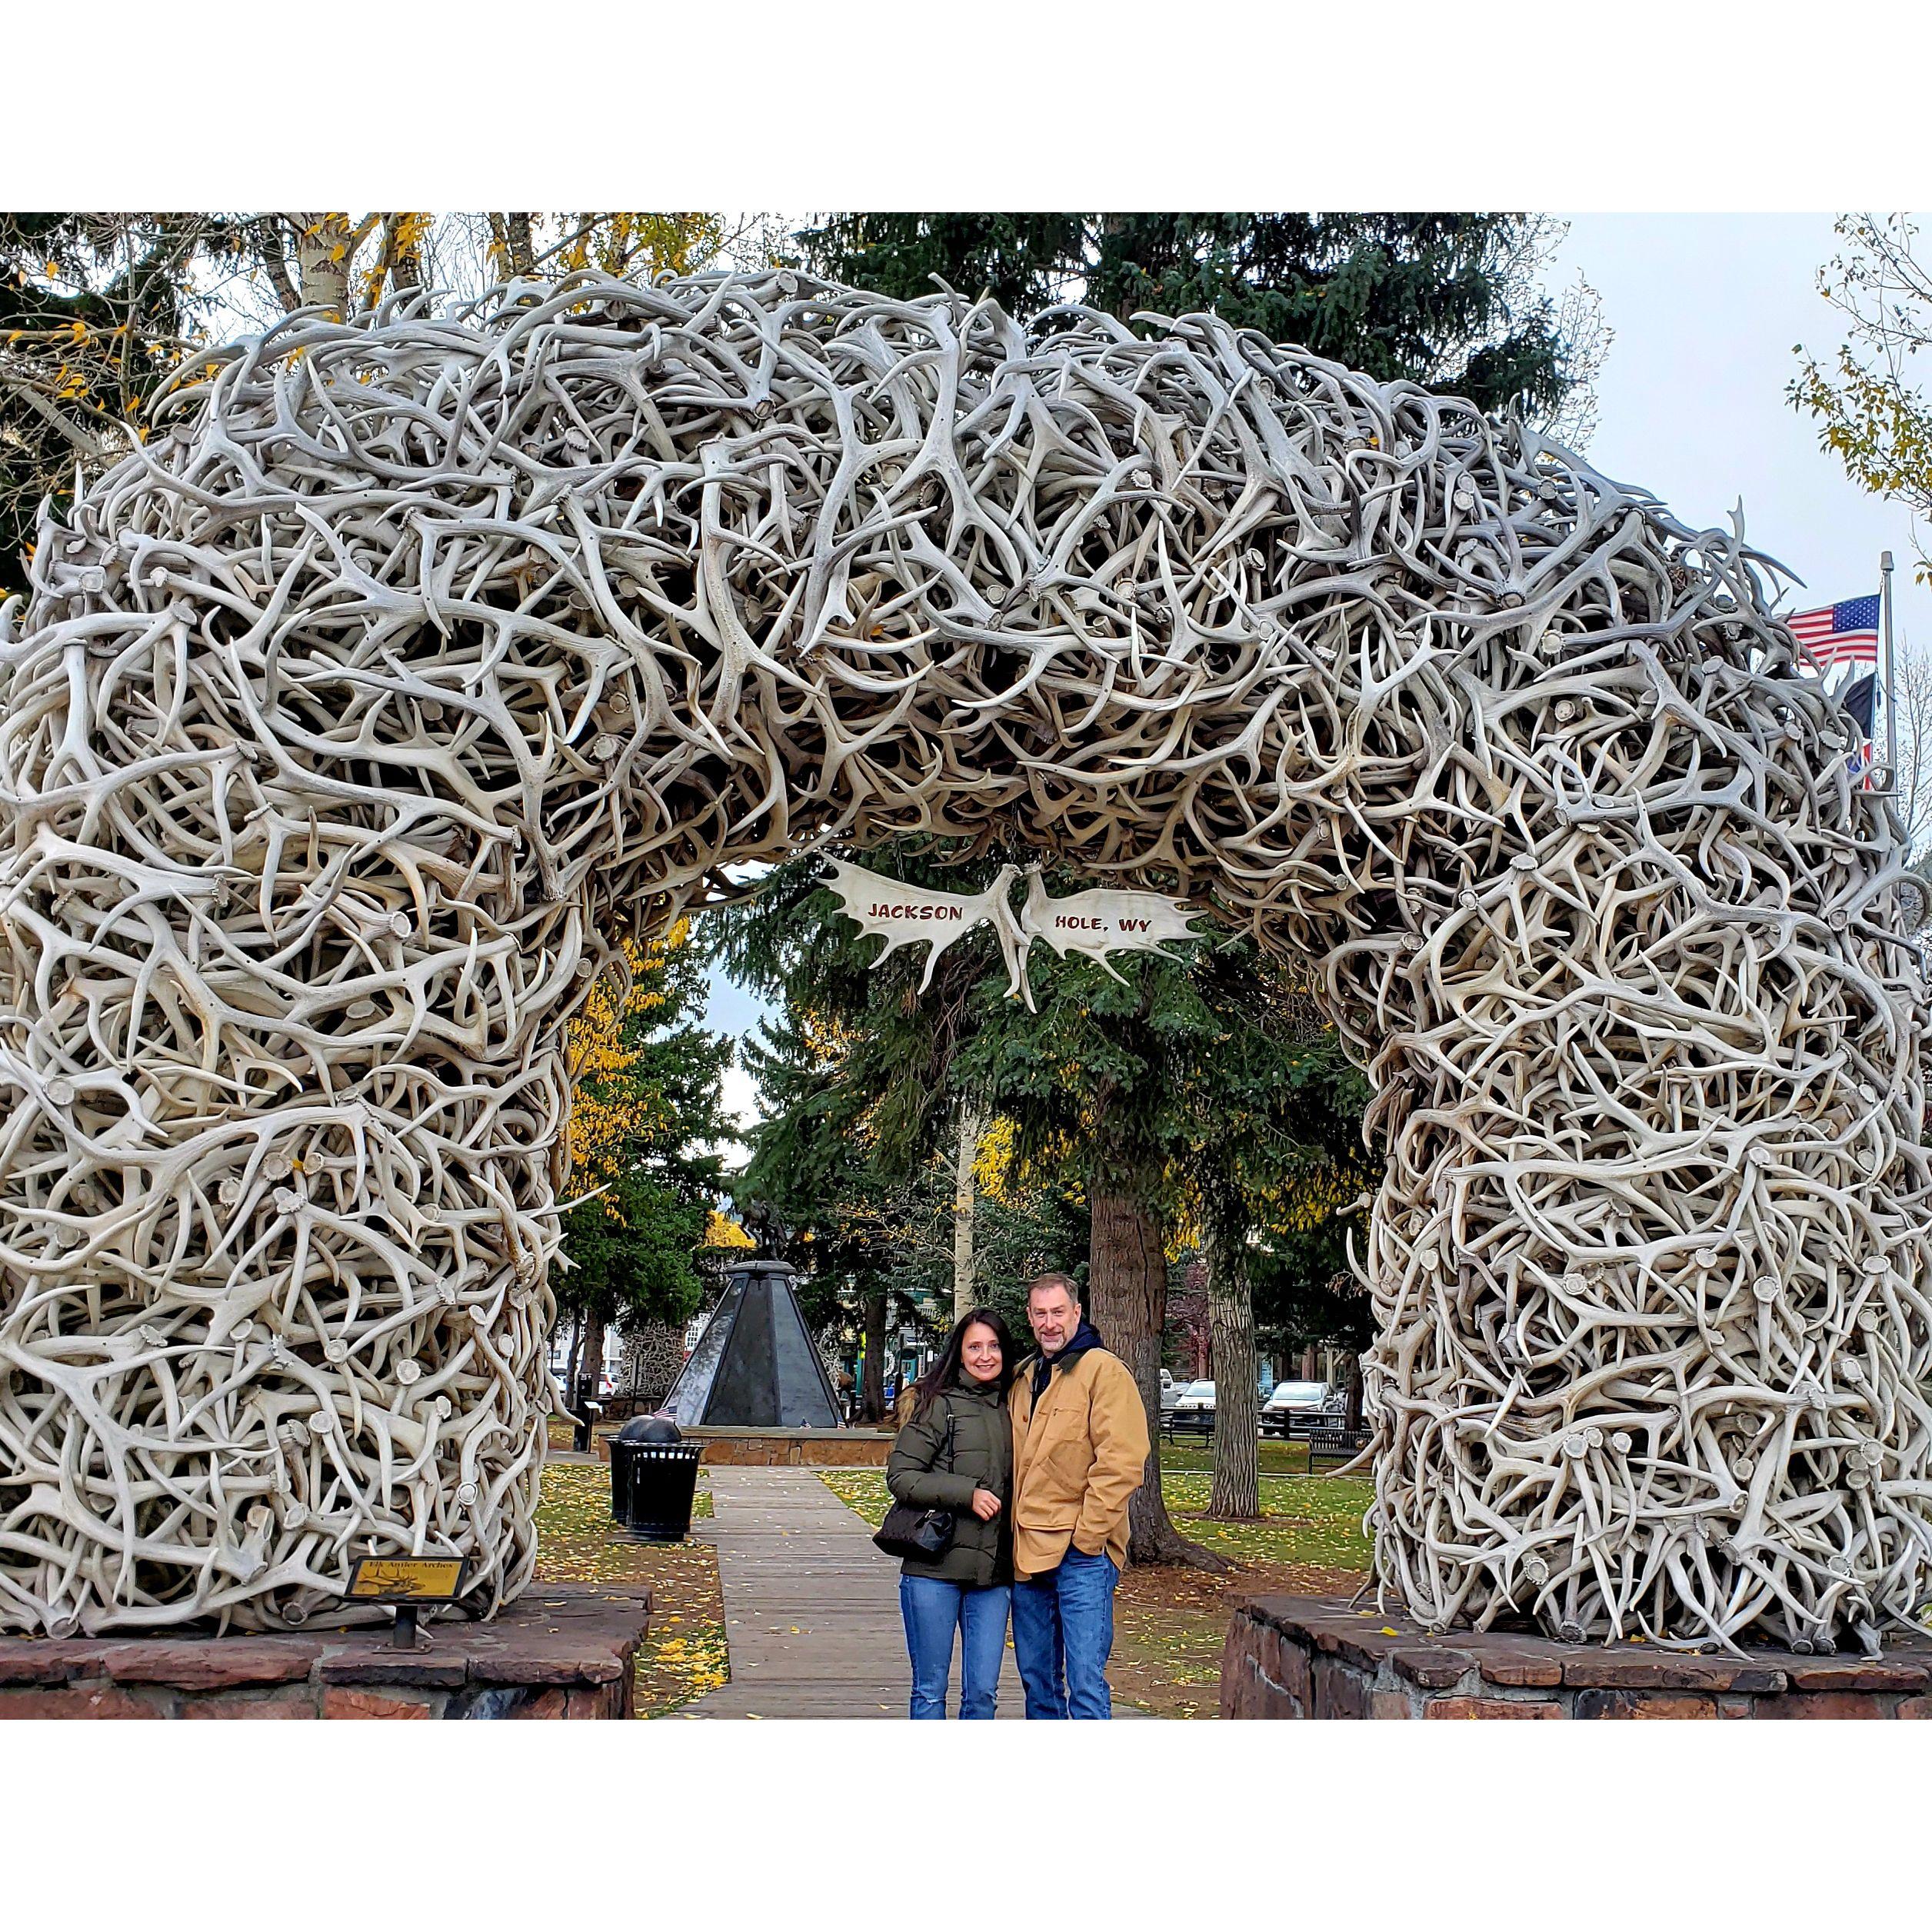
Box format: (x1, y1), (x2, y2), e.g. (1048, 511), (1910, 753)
(598, 1425), (894, 1467)
(0, 1584), (648, 1719)
(1223, 1594), (1932, 1718)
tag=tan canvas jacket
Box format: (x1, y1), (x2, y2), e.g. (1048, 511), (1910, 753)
(1008, 1344), (1150, 1579)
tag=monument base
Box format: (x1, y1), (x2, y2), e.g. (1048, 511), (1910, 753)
(0, 1584), (648, 1719)
(1223, 1594), (1932, 1719)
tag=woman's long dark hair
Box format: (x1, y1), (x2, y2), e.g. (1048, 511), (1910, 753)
(911, 1306), (1016, 1421)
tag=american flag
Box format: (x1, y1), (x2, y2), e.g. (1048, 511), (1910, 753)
(1788, 594), (1880, 668)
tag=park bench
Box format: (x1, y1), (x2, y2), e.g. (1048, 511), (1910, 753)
(1305, 1417), (1369, 1471)
(1161, 1409), (1215, 1440)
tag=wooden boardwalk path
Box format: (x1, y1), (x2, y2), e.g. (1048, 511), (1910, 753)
(683, 1466), (1031, 1719)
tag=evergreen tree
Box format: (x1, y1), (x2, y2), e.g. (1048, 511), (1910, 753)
(0, 215), (235, 597)
(756, 211), (1601, 1556)
(795, 212), (1589, 421)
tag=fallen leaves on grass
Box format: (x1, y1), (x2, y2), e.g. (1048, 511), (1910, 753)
(819, 1470), (890, 1527)
(534, 1463), (728, 1717)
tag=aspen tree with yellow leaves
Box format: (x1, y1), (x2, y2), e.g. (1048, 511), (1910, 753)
(553, 924), (734, 1407)
(0, 212), (781, 596)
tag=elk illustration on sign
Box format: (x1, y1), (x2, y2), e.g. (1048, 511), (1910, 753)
(822, 859), (1202, 1004)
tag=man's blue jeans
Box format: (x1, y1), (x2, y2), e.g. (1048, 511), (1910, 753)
(898, 1576), (1011, 1719)
(1011, 1546), (1119, 1718)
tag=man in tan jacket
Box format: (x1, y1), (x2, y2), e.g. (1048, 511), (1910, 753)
(1008, 1271), (1150, 1718)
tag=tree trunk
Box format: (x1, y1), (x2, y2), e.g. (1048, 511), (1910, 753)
(1344, 1354), (1364, 1431)
(1088, 1189), (1227, 1570)
(506, 213), (536, 276)
(580, 1311), (606, 1405)
(859, 1284), (887, 1422)
(563, 1313), (583, 1404)
(291, 212), (368, 320)
(951, 1099), (984, 1319)
(1301, 1342), (1320, 1381)
(1204, 1220), (1260, 1521)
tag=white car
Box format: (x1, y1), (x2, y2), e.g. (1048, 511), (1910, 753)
(1171, 1379), (1217, 1432)
(1261, 1379), (1334, 1437)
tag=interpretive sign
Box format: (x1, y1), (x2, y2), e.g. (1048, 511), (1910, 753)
(347, 1556), (469, 1650)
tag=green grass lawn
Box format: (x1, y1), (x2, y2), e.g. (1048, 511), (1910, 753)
(817, 1466), (1373, 1572)
(1154, 1437), (1329, 1476)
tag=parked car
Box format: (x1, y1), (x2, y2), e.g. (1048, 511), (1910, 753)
(1171, 1379), (1217, 1434)
(1261, 1379), (1334, 1437)
(1159, 1370), (1182, 1416)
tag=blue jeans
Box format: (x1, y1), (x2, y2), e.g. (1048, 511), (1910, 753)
(1011, 1546), (1119, 1718)
(898, 1575), (1012, 1719)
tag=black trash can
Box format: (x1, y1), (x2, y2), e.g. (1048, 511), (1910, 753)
(608, 1414), (679, 1526)
(625, 1435), (702, 1543)
(608, 1439), (640, 1526)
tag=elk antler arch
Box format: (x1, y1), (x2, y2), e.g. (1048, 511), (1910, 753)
(3, 272), (1927, 1653)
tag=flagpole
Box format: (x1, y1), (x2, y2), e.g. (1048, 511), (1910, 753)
(1882, 548), (1897, 785)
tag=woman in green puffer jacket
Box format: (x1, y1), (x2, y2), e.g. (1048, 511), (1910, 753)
(885, 1305), (1015, 1719)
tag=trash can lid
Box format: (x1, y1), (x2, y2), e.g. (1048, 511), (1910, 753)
(617, 1414), (683, 1444)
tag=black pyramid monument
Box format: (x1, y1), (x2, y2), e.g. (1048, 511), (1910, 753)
(660, 1258), (842, 1429)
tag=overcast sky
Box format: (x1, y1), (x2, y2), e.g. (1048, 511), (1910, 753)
(1549, 215), (1924, 647)
(704, 213), (1931, 1148)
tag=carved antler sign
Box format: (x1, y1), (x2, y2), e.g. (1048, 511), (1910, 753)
(823, 860), (1202, 1002)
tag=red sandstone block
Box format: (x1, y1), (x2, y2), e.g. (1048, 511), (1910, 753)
(1562, 1654), (1717, 1690)
(1898, 1696), (1932, 1719)
(0, 1645), (94, 1687)
(501, 1681), (630, 1717)
(0, 1681), (165, 1719)
(1254, 1624), (1286, 1690)
(321, 1687), (438, 1719)
(1783, 1660), (1930, 1693)
(455, 1647), (627, 1687)
(182, 1692), (318, 1718)
(1388, 1647), (1471, 1690)
(1279, 1636), (1312, 1707)
(1311, 1657), (1369, 1720)
(105, 1641), (319, 1690)
(1574, 1687), (1720, 1719)
(1425, 1696), (1564, 1719)
(1477, 1656), (1564, 1688)
(1757, 1691), (1890, 1719)
(1369, 1691), (1417, 1719)
(1308, 1625), (1384, 1671)
(315, 1649), (467, 1689)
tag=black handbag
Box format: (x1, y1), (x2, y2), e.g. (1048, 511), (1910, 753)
(874, 1414), (958, 1561)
